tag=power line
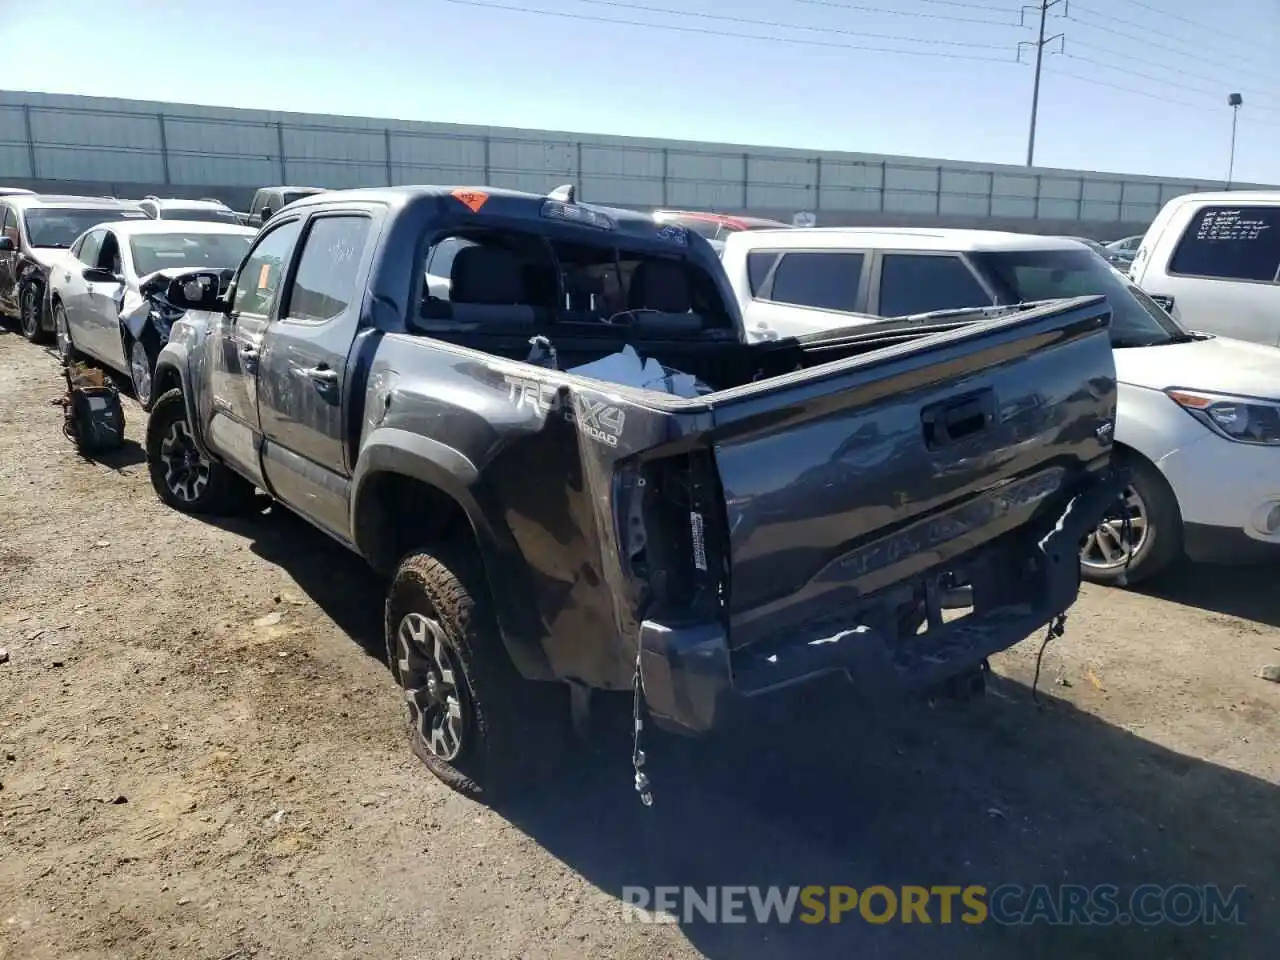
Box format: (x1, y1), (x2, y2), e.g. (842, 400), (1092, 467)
(1069, 3), (1279, 71)
(440, 0), (1021, 59)
(793, 0), (1022, 27)
(1067, 38), (1280, 108)
(528, 0), (1016, 49)
(1063, 12), (1279, 83)
(1043, 65), (1280, 130)
(1109, 0), (1264, 49)
(1061, 51), (1280, 118)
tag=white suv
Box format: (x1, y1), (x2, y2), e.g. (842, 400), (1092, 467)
(1128, 191), (1280, 346)
(722, 227), (1280, 585)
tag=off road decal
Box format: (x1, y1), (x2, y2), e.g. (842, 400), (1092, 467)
(504, 375), (625, 447)
(451, 189), (489, 213)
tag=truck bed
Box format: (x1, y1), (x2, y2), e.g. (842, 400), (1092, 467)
(592, 296), (1121, 732)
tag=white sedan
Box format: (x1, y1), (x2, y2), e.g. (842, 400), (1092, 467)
(48, 220), (255, 407)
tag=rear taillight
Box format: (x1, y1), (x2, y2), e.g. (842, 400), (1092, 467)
(628, 450), (726, 622)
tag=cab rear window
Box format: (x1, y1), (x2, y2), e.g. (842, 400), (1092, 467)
(1168, 205), (1280, 283)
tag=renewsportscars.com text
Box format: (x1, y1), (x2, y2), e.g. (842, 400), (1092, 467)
(621, 884), (1247, 926)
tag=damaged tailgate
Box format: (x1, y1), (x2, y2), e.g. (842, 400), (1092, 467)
(624, 296), (1123, 732)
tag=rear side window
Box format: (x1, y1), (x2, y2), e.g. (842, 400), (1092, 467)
(1168, 206), (1280, 283)
(769, 252), (863, 312)
(285, 216), (372, 323)
(746, 251), (779, 294)
(877, 254), (991, 316)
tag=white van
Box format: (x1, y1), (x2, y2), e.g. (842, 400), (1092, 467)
(721, 227), (1280, 585)
(1128, 191), (1280, 346)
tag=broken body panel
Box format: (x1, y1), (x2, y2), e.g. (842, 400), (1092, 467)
(153, 186), (1122, 737)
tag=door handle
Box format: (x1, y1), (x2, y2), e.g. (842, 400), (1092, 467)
(300, 365), (339, 386)
(921, 389), (996, 448)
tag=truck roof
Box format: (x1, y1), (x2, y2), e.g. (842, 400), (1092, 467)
(1153, 189), (1280, 207)
(724, 226), (1102, 254)
(284, 184), (700, 246)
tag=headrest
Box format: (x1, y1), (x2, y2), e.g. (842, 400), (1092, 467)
(628, 260), (692, 314)
(450, 245), (528, 305)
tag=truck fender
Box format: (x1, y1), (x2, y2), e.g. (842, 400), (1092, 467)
(151, 348), (215, 461)
(351, 429), (554, 682)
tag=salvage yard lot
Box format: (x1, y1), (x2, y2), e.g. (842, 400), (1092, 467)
(0, 326), (1278, 959)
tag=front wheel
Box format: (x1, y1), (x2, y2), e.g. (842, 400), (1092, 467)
(19, 283), (48, 344)
(53, 301), (79, 364)
(1080, 453), (1183, 586)
(145, 388), (255, 515)
(386, 544), (567, 803)
(128, 333), (161, 410)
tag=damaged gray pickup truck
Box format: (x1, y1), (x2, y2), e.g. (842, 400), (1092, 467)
(145, 184), (1124, 801)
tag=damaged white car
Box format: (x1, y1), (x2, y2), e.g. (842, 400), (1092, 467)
(48, 220), (255, 408)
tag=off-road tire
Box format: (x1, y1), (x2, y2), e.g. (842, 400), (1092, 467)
(19, 282), (48, 344)
(1081, 450), (1183, 587)
(145, 388), (255, 515)
(386, 544), (567, 803)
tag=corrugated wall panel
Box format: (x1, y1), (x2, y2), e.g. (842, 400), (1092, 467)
(32, 144), (163, 182)
(29, 107), (160, 151)
(168, 154), (279, 187)
(0, 91), (1273, 232)
(581, 175), (663, 206)
(283, 126), (384, 163)
(285, 161), (386, 188)
(489, 139), (575, 178)
(580, 145), (664, 179)
(0, 106), (31, 178)
(163, 118), (277, 156)
(391, 133), (486, 171)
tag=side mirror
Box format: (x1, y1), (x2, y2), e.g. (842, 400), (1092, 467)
(259, 206), (273, 222)
(0, 236), (14, 253)
(165, 270), (228, 313)
(83, 266), (121, 284)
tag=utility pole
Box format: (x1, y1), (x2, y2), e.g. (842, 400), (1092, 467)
(1019, 0), (1066, 168)
(1227, 93), (1243, 188)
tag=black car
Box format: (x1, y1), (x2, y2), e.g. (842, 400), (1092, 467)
(0, 194), (149, 342)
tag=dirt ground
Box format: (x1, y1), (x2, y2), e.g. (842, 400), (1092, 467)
(1, 325), (1277, 960)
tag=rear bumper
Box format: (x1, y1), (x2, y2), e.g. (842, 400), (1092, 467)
(639, 466), (1127, 735)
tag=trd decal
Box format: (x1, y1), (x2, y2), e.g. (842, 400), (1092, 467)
(503, 375), (626, 447)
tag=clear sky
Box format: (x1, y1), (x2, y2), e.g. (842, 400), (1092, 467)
(5, 0), (1278, 183)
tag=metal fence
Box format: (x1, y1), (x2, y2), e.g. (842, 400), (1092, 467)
(1, 91), (1269, 231)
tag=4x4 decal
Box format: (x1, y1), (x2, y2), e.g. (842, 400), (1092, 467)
(503, 374), (626, 447)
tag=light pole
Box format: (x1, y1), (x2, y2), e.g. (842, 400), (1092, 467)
(1227, 93), (1242, 188)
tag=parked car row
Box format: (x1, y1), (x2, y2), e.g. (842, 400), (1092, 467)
(2, 181), (1127, 803)
(0, 184), (333, 399)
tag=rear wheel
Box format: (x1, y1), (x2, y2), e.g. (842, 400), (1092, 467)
(386, 544), (567, 803)
(145, 388), (254, 515)
(1080, 452), (1183, 586)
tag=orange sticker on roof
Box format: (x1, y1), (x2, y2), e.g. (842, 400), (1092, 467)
(452, 189), (489, 213)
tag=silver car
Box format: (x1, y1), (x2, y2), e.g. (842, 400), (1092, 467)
(48, 219), (255, 407)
